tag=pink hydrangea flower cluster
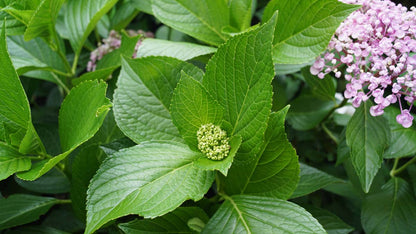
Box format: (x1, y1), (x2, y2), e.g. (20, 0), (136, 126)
(310, 0), (416, 128)
(87, 30), (154, 72)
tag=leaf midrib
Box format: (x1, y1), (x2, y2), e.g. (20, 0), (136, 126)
(226, 196), (252, 234)
(383, 178), (399, 234)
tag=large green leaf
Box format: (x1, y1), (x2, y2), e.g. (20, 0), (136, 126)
(346, 102), (390, 192)
(240, 107), (299, 199)
(287, 94), (335, 131)
(291, 163), (345, 198)
(203, 13), (277, 195)
(136, 38), (217, 61)
(362, 178), (416, 234)
(15, 168), (70, 194)
(7, 36), (68, 79)
(131, 0), (152, 15)
(151, 0), (230, 46)
(118, 207), (209, 233)
(0, 142), (30, 181)
(306, 206), (354, 234)
(86, 141), (214, 234)
(263, 0), (360, 64)
(17, 80), (111, 180)
(71, 145), (103, 221)
(203, 13), (276, 159)
(114, 56), (202, 144)
(229, 0), (254, 32)
(203, 195), (325, 233)
(170, 71), (223, 150)
(0, 194), (61, 230)
(0, 22), (44, 154)
(3, 225), (70, 234)
(24, 0), (65, 42)
(64, 0), (118, 55)
(383, 107), (416, 158)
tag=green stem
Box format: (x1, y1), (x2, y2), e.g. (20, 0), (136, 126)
(57, 199), (72, 204)
(50, 69), (72, 78)
(26, 156), (45, 160)
(215, 172), (223, 194)
(51, 29), (73, 75)
(321, 123), (339, 144)
(71, 53), (80, 75)
(390, 157), (416, 177)
(51, 72), (70, 94)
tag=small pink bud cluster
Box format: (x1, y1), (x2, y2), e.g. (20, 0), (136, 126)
(87, 30), (154, 72)
(311, 0), (416, 128)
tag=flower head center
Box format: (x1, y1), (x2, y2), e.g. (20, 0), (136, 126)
(197, 124), (230, 160)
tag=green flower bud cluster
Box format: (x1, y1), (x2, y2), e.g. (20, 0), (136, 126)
(197, 123), (230, 160)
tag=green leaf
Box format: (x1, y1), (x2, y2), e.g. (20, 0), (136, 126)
(287, 94), (335, 131)
(0, 142), (30, 181)
(86, 141), (215, 234)
(151, 0), (230, 46)
(64, 0), (118, 55)
(0, 10), (26, 35)
(118, 207), (209, 233)
(204, 12), (276, 159)
(17, 80), (111, 180)
(229, 0), (254, 31)
(7, 36), (68, 80)
(203, 195), (326, 234)
(291, 163), (345, 198)
(346, 102), (390, 192)
(136, 38), (217, 61)
(302, 67), (335, 101)
(71, 145), (103, 221)
(170, 71), (223, 150)
(263, 0), (360, 64)
(194, 136), (242, 176)
(306, 206), (354, 234)
(203, 13), (277, 195)
(383, 107), (416, 159)
(59, 80), (111, 152)
(24, 0), (65, 42)
(4, 225), (70, 234)
(240, 107), (300, 199)
(15, 168), (70, 194)
(1, 6), (34, 26)
(131, 0), (153, 15)
(362, 178), (416, 234)
(109, 0), (139, 30)
(0, 194), (60, 230)
(114, 56), (202, 144)
(0, 22), (44, 153)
